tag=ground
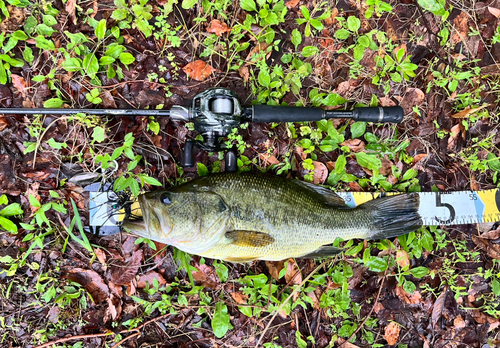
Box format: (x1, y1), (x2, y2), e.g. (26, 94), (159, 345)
(0, 0), (500, 347)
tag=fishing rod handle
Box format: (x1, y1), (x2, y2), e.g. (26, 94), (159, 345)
(251, 105), (404, 123)
(0, 108), (172, 117)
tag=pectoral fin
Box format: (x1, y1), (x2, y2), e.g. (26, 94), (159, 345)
(225, 230), (275, 248)
(298, 245), (344, 259)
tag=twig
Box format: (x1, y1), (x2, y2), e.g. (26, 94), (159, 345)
(256, 259), (331, 347)
(111, 332), (141, 348)
(33, 313), (172, 348)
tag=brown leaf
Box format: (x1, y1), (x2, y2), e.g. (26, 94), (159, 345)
(488, 7), (500, 18)
(384, 321), (401, 346)
(26, 182), (41, 214)
(48, 306), (60, 324)
(452, 104), (489, 118)
(182, 60), (216, 81)
(472, 235), (500, 260)
(266, 260), (285, 280)
(454, 315), (466, 330)
(100, 89), (117, 109)
(95, 248), (107, 265)
(238, 65), (250, 83)
(470, 174), (480, 191)
(108, 249), (143, 285)
(451, 12), (469, 44)
(341, 139), (365, 152)
(64, 268), (110, 303)
(373, 302), (385, 314)
(396, 250), (410, 269)
(137, 271), (167, 289)
(11, 74), (27, 97)
(431, 286), (448, 329)
(285, 259), (302, 285)
(480, 226), (500, 240)
(246, 42), (270, 61)
(230, 291), (248, 304)
(259, 153), (280, 166)
(395, 285), (422, 305)
(378, 97), (396, 107)
(337, 338), (361, 348)
(207, 19), (231, 36)
(65, 0), (77, 24)
(312, 161), (328, 185)
(192, 262), (219, 289)
(0, 117), (8, 132)
(285, 0), (299, 8)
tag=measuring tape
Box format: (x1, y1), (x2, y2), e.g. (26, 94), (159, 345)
(86, 187), (500, 233)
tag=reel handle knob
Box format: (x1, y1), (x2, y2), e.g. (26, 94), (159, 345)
(183, 140), (195, 167)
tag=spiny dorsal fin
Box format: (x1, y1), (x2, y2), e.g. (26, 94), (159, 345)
(225, 230), (275, 248)
(292, 180), (347, 208)
(297, 245), (344, 259)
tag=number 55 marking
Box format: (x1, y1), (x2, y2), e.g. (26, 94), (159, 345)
(435, 193), (456, 224)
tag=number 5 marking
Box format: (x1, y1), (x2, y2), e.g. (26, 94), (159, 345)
(435, 193), (456, 224)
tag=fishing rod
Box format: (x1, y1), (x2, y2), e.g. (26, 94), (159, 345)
(1, 88), (404, 168)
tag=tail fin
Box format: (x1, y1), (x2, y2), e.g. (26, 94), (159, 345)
(362, 193), (422, 240)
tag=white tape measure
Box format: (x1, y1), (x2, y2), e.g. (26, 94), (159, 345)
(336, 189), (500, 225)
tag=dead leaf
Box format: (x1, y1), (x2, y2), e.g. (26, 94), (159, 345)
(26, 182), (41, 214)
(451, 12), (469, 44)
(396, 250), (410, 269)
(324, 8), (339, 26)
(259, 153), (280, 166)
(384, 321), (401, 346)
(480, 226), (500, 240)
(295, 147), (307, 160)
(306, 290), (320, 309)
(395, 285), (422, 305)
(472, 235), (500, 260)
(266, 260), (285, 280)
(431, 286), (448, 329)
(488, 7), (500, 18)
(48, 306), (60, 324)
(0, 118), (8, 132)
(341, 139), (366, 152)
(379, 97), (396, 107)
(207, 19), (231, 36)
(108, 249), (143, 285)
(100, 89), (117, 109)
(285, 259), (302, 285)
(192, 262), (219, 289)
(65, 0), (77, 24)
(285, 0), (299, 9)
(137, 271), (167, 289)
(11, 74), (27, 97)
(452, 104), (489, 118)
(470, 174), (480, 191)
(246, 42), (270, 61)
(337, 338), (361, 348)
(230, 291), (248, 304)
(95, 248), (107, 265)
(453, 315), (466, 330)
(64, 268), (110, 304)
(238, 65), (250, 83)
(312, 161), (328, 185)
(373, 302), (385, 314)
(182, 60), (216, 81)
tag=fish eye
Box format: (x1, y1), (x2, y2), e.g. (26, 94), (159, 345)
(160, 193), (172, 205)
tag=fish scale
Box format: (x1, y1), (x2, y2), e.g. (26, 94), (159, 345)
(121, 172), (422, 261)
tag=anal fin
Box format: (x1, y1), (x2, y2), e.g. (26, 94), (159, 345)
(225, 230), (275, 247)
(225, 256), (260, 263)
(298, 245), (344, 259)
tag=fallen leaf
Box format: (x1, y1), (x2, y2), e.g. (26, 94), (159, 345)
(182, 60), (216, 81)
(11, 74), (27, 97)
(451, 12), (469, 44)
(396, 250), (410, 269)
(480, 226), (500, 240)
(137, 271), (167, 289)
(26, 182), (41, 214)
(259, 153), (280, 166)
(373, 302), (385, 314)
(337, 338), (361, 348)
(384, 321), (401, 346)
(66, 0), (77, 24)
(207, 19), (231, 36)
(306, 290), (320, 309)
(341, 139), (365, 153)
(266, 260), (285, 280)
(452, 104), (489, 118)
(48, 306), (60, 324)
(431, 286), (448, 329)
(230, 291), (248, 304)
(472, 235), (500, 260)
(379, 97), (396, 107)
(285, 0), (299, 9)
(470, 174), (480, 191)
(0, 118), (8, 132)
(246, 42), (270, 61)
(238, 65), (250, 82)
(453, 315), (466, 330)
(192, 262), (219, 289)
(395, 285), (422, 305)
(108, 249), (143, 285)
(312, 161), (328, 185)
(488, 7), (500, 18)
(95, 248), (107, 265)
(285, 259), (302, 285)
(64, 268), (110, 303)
(100, 89), (117, 109)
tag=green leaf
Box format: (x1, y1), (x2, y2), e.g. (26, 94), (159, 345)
(355, 152), (381, 171)
(299, 5), (310, 20)
(492, 278), (500, 296)
(83, 53), (99, 76)
(95, 19), (107, 40)
(295, 331), (307, 348)
(99, 56), (115, 65)
(301, 46), (319, 57)
(258, 68), (270, 88)
(0, 203), (22, 216)
(119, 52), (135, 65)
(111, 8), (128, 21)
(28, 194), (41, 208)
(12, 30), (28, 40)
(35, 35), (55, 50)
(350, 122), (366, 138)
(42, 14), (57, 26)
(212, 301), (231, 338)
(92, 126), (106, 143)
(0, 195), (7, 205)
(0, 216), (17, 233)
(291, 29), (302, 49)
(3, 37), (18, 53)
(23, 47), (34, 64)
(402, 168), (418, 181)
(403, 280), (416, 293)
(143, 176), (162, 186)
(181, 0), (197, 9)
(335, 155), (346, 174)
(43, 98), (64, 108)
(365, 256), (387, 272)
(346, 16), (361, 32)
(487, 153), (500, 172)
(421, 230), (434, 251)
(335, 28), (350, 40)
(240, 0), (257, 12)
(323, 93), (347, 107)
(0, 60), (6, 85)
(310, 18), (323, 31)
(197, 163), (209, 177)
(62, 58), (82, 72)
(47, 138), (67, 149)
(410, 266), (429, 278)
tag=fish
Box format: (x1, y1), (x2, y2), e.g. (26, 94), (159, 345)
(122, 172), (422, 262)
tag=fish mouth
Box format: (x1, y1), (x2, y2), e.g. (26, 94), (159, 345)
(139, 193), (173, 239)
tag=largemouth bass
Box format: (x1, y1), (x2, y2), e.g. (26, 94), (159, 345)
(122, 172), (422, 262)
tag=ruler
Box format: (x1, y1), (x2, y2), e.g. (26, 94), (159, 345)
(87, 188), (500, 232)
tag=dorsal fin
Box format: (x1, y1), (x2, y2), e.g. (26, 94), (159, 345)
(292, 180), (347, 208)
